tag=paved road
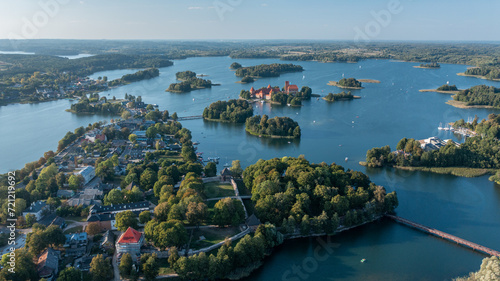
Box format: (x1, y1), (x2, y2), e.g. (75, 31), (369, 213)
(205, 195), (251, 201)
(112, 251), (120, 281)
(0, 233), (26, 256)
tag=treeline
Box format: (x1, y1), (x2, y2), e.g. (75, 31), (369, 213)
(453, 85), (500, 108)
(245, 115), (301, 138)
(464, 62), (500, 80)
(338, 78), (362, 88)
(203, 99), (253, 123)
(69, 97), (124, 115)
(242, 157), (398, 229)
(108, 68), (159, 86)
(324, 91), (354, 102)
(172, 224), (283, 280)
(167, 71), (212, 93)
(235, 63), (303, 78)
(453, 114), (500, 140)
(437, 84), (458, 91)
(419, 62), (440, 68)
(271, 86), (312, 106)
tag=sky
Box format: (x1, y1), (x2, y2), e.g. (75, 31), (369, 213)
(0, 0), (499, 41)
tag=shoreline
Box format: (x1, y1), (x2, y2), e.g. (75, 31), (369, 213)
(419, 89), (460, 95)
(357, 79), (380, 83)
(446, 99), (496, 109)
(245, 128), (299, 139)
(359, 162), (496, 178)
(456, 72), (500, 82)
(322, 96), (361, 102)
(413, 66), (440, 69)
(327, 81), (364, 89)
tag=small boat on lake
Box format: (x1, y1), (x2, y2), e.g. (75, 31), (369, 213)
(361, 259), (366, 263)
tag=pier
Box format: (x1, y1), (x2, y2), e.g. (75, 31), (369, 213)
(177, 115), (203, 121)
(386, 215), (500, 257)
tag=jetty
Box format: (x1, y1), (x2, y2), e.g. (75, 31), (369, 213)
(386, 215), (500, 257)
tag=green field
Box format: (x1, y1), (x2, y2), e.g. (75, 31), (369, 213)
(189, 226), (241, 250)
(394, 166), (497, 178)
(63, 225), (83, 234)
(204, 182), (236, 199)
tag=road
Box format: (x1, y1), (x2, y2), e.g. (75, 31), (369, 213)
(112, 251), (120, 281)
(0, 232), (26, 256)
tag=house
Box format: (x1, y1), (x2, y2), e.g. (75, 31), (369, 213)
(57, 189), (75, 199)
(37, 248), (59, 280)
(66, 197), (102, 207)
(85, 132), (107, 143)
(220, 168), (232, 182)
(101, 230), (115, 249)
(23, 201), (48, 221)
(87, 213), (117, 231)
(89, 201), (152, 216)
(246, 214), (262, 232)
(49, 216), (66, 229)
(75, 166), (96, 185)
(116, 227), (144, 255)
(284, 81), (299, 95)
(418, 137), (459, 152)
(249, 85), (280, 100)
(64, 232), (88, 257)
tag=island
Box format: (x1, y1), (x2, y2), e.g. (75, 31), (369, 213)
(230, 62), (242, 69)
(414, 62), (440, 69)
(328, 78), (364, 89)
(235, 63), (303, 78)
(323, 91), (360, 102)
(239, 81), (312, 106)
(236, 76), (255, 84)
(245, 115), (301, 138)
(419, 84), (460, 94)
(447, 85), (500, 109)
(202, 99), (253, 123)
(108, 68), (159, 86)
(166, 70), (215, 93)
(361, 113), (500, 182)
(457, 63), (500, 81)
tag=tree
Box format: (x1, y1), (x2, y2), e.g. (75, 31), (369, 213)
(139, 210), (152, 224)
(129, 134), (137, 143)
(213, 198), (245, 227)
(68, 174), (84, 190)
(186, 202), (207, 227)
(230, 160), (243, 178)
(121, 110), (131, 120)
(0, 248), (37, 281)
(171, 112), (178, 120)
(168, 247), (179, 266)
(57, 267), (82, 281)
(119, 253), (133, 278)
(142, 254), (159, 281)
(86, 222), (102, 236)
(140, 168), (157, 191)
(115, 211), (138, 231)
(25, 214), (36, 227)
(204, 162), (217, 177)
(181, 145), (197, 162)
(90, 254), (112, 281)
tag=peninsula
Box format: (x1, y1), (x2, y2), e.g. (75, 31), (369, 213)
(328, 78), (364, 89)
(202, 99), (253, 123)
(235, 63), (303, 78)
(447, 85), (500, 109)
(419, 84), (460, 94)
(323, 91), (360, 102)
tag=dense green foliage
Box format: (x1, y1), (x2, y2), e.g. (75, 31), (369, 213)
(173, 224), (283, 280)
(337, 78), (362, 88)
(242, 157), (398, 229)
(212, 198), (245, 227)
(437, 84), (458, 91)
(324, 91), (355, 102)
(453, 85), (500, 108)
(245, 115), (301, 138)
(110, 68), (159, 85)
(203, 99), (253, 123)
(167, 71), (212, 92)
(419, 62), (440, 68)
(464, 62), (500, 80)
(235, 63), (303, 78)
(240, 76), (255, 83)
(453, 114), (500, 139)
(230, 62), (242, 69)
(70, 95), (124, 114)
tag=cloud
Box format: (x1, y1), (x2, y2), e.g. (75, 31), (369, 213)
(188, 6), (204, 10)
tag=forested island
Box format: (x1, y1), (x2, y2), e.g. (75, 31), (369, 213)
(202, 99), (253, 123)
(459, 62), (500, 81)
(363, 114), (500, 181)
(239, 85), (312, 107)
(108, 68), (159, 86)
(235, 63), (303, 78)
(67, 94), (125, 115)
(323, 91), (360, 102)
(449, 85), (500, 109)
(166, 71), (214, 93)
(245, 115), (301, 138)
(230, 62), (242, 69)
(414, 62), (440, 69)
(419, 84), (460, 94)
(328, 78), (363, 89)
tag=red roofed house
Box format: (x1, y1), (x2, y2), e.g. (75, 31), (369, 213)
(249, 85), (280, 100)
(37, 247), (60, 280)
(284, 81), (299, 95)
(116, 227), (144, 255)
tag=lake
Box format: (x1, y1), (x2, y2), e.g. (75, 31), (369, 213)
(2, 56), (500, 280)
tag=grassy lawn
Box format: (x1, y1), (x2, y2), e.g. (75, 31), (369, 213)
(63, 225), (83, 234)
(64, 216), (87, 223)
(157, 258), (176, 275)
(394, 166), (497, 177)
(242, 199), (255, 216)
(190, 226), (241, 250)
(204, 182), (235, 199)
(235, 179), (251, 196)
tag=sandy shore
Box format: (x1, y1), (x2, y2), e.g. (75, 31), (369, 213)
(358, 79), (380, 83)
(457, 72), (500, 82)
(446, 99), (495, 109)
(419, 89), (460, 95)
(413, 66), (440, 69)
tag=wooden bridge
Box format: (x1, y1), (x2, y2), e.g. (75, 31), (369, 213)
(177, 115), (203, 121)
(386, 215), (500, 257)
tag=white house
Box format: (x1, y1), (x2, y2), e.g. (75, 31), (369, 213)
(75, 166), (96, 185)
(23, 201), (48, 221)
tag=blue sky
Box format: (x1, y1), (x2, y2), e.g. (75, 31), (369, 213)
(1, 0), (499, 41)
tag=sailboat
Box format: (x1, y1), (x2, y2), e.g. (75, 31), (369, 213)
(438, 123), (443, 130)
